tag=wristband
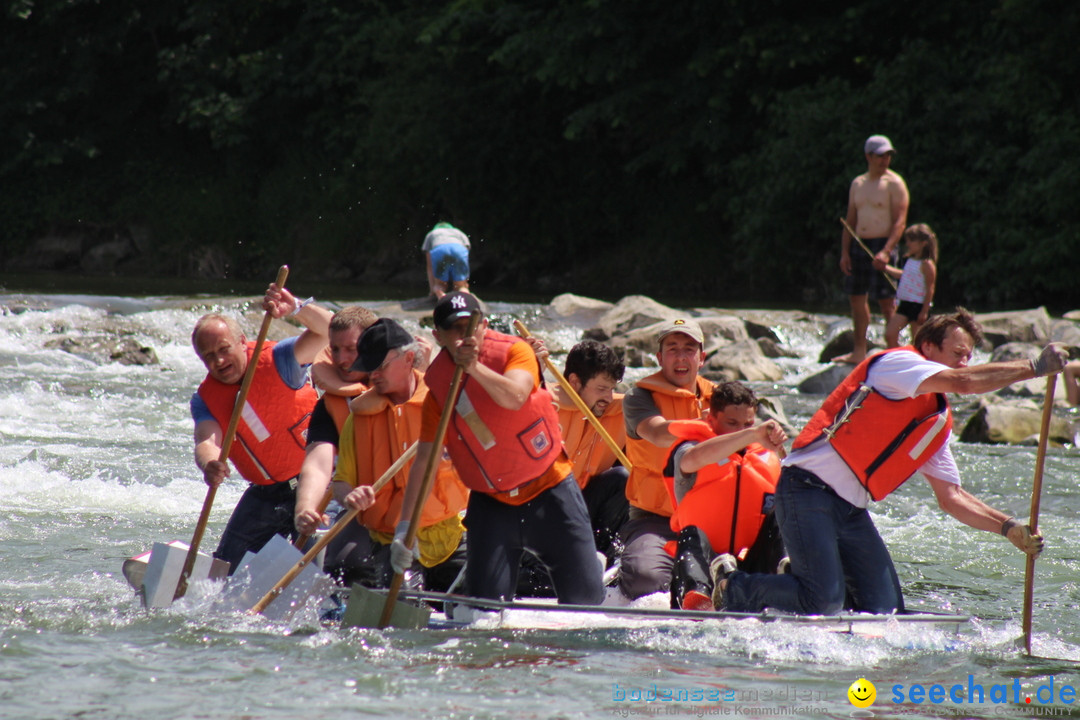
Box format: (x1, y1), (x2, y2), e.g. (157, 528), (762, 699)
(1001, 517), (1020, 537)
(291, 296), (315, 316)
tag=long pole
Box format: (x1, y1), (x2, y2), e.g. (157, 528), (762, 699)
(839, 217), (899, 291)
(377, 311), (480, 628)
(512, 319), (632, 471)
(1022, 375), (1056, 656)
(250, 442), (418, 614)
(174, 265), (289, 600)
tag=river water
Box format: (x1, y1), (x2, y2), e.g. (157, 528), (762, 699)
(0, 290), (1077, 720)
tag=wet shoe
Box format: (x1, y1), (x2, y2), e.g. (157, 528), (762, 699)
(681, 589), (713, 611)
(777, 556), (791, 575)
(709, 553), (737, 584)
(709, 553), (737, 611)
(711, 579), (729, 611)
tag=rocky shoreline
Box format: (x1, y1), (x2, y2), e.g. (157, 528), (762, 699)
(4, 290), (1077, 447)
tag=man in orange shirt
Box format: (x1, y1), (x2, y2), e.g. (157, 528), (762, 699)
(554, 340), (629, 565)
(397, 292), (604, 604)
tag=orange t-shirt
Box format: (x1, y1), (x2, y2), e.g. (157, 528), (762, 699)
(421, 341), (572, 505)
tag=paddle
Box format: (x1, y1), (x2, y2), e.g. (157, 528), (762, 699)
(377, 310), (480, 628)
(250, 441), (418, 614)
(839, 218), (899, 292)
(512, 319), (633, 472)
(1021, 374), (1056, 656)
(173, 265), (289, 601)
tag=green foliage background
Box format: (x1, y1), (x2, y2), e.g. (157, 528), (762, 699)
(2, 0), (1077, 307)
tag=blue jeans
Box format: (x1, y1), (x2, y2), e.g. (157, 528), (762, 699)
(723, 466), (904, 614)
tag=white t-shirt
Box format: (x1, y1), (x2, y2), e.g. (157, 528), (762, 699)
(785, 349), (960, 508)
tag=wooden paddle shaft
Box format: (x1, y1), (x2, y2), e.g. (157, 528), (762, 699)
(250, 441), (418, 614)
(839, 218), (899, 291)
(512, 319), (633, 471)
(174, 265), (289, 601)
(378, 311), (480, 628)
(1022, 375), (1056, 655)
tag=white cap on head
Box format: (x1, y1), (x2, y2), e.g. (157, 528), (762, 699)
(864, 135), (896, 155)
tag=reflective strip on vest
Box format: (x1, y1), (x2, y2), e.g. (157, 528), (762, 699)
(241, 401), (272, 443)
(455, 390), (496, 450)
(909, 411), (949, 460)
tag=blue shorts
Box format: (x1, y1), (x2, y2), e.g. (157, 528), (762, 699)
(429, 243), (470, 283)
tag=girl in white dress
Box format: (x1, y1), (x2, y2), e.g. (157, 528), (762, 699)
(884, 224), (938, 347)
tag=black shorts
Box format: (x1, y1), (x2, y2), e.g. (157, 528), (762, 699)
(843, 237), (896, 300)
(895, 300), (923, 322)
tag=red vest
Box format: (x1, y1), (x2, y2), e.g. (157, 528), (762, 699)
(197, 341), (317, 485)
(425, 330), (562, 494)
(665, 420), (780, 556)
(792, 347), (953, 501)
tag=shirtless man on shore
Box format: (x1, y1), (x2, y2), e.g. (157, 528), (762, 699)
(835, 135), (910, 364)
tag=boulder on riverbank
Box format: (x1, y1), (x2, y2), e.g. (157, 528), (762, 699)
(959, 396), (1074, 445)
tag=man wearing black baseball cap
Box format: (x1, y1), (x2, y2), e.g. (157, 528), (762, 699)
(318, 318), (469, 590)
(396, 292), (604, 606)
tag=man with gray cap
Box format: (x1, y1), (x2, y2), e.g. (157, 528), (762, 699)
(617, 318), (714, 604)
(308, 318), (469, 590)
(396, 291), (604, 605)
(835, 134), (910, 364)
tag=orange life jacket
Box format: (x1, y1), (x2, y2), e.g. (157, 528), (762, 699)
(197, 341), (317, 485)
(792, 347), (953, 501)
(625, 373), (713, 517)
(665, 419), (780, 556)
(425, 329), (562, 494)
(557, 391), (626, 489)
(310, 347), (368, 432)
(347, 369), (468, 534)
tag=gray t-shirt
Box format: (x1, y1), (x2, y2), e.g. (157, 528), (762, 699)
(622, 384), (662, 440)
(421, 226), (470, 252)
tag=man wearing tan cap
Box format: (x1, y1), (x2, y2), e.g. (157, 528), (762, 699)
(616, 318), (713, 603)
(835, 134), (910, 364)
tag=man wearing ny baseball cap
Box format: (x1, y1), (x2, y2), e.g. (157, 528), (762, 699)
(321, 318), (469, 590)
(394, 292), (604, 607)
(835, 134), (910, 364)
(617, 317), (714, 605)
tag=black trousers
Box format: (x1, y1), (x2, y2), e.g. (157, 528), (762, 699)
(464, 476), (604, 605)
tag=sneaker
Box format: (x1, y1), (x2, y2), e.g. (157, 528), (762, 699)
(681, 589), (713, 611)
(709, 553), (737, 611)
(711, 578), (729, 611)
(709, 553), (738, 585)
(776, 556), (791, 575)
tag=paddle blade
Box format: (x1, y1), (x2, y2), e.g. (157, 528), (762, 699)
(341, 584), (430, 630)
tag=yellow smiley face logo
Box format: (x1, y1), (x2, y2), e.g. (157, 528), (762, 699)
(848, 678), (876, 708)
